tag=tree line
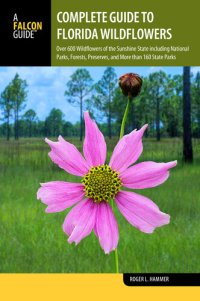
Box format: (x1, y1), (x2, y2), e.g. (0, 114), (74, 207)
(0, 67), (199, 161)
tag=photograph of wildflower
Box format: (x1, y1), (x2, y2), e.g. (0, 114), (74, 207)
(0, 66), (200, 273)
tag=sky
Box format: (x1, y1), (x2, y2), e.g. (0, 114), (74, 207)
(0, 66), (199, 124)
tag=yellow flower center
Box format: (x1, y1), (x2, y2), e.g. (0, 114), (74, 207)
(82, 164), (121, 203)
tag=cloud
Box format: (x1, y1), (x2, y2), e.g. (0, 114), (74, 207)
(0, 67), (79, 123)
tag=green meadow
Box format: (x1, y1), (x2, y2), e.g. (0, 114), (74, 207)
(0, 137), (200, 273)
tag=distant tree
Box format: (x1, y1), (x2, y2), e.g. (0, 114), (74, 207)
(162, 75), (183, 137)
(0, 84), (13, 140)
(23, 109), (37, 137)
(63, 121), (74, 137)
(136, 77), (153, 136)
(65, 68), (93, 141)
(93, 67), (117, 138)
(148, 71), (169, 141)
(72, 122), (81, 137)
(183, 67), (193, 162)
(18, 119), (27, 137)
(36, 121), (45, 137)
(112, 87), (127, 134)
(192, 72), (200, 137)
(11, 73), (28, 140)
(45, 108), (64, 137)
(0, 122), (10, 138)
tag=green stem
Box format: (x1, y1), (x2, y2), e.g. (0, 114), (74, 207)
(111, 199), (119, 273)
(112, 95), (132, 273)
(120, 96), (132, 139)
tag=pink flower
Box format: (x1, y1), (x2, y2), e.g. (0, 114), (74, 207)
(37, 112), (177, 254)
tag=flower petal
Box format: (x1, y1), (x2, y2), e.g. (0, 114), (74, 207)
(37, 181), (85, 213)
(45, 136), (89, 176)
(109, 124), (148, 173)
(83, 112), (107, 167)
(115, 191), (170, 233)
(63, 199), (97, 245)
(62, 200), (86, 237)
(121, 160), (177, 189)
(95, 202), (119, 254)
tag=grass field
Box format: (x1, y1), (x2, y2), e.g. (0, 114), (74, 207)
(0, 137), (200, 273)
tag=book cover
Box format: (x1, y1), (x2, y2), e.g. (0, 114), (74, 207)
(0, 0), (199, 300)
